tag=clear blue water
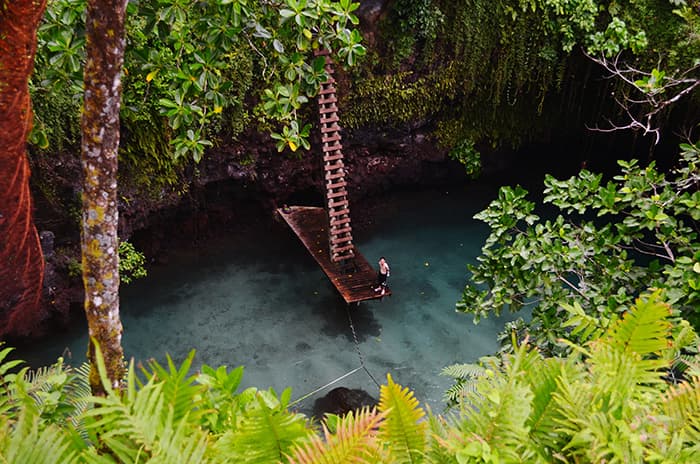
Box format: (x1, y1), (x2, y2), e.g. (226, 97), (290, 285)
(18, 183), (521, 414)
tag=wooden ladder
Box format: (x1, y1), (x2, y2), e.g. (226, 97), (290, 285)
(316, 49), (354, 263)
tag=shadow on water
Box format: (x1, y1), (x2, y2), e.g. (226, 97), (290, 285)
(310, 294), (382, 342)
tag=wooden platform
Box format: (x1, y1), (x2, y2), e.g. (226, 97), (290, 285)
(277, 206), (391, 303)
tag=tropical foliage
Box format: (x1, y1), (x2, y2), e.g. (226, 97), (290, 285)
(458, 142), (700, 353)
(2, 293), (700, 462)
(32, 0), (365, 161)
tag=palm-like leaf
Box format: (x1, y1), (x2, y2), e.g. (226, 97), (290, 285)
(377, 373), (427, 463)
(288, 406), (387, 464)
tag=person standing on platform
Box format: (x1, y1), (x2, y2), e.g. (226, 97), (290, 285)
(374, 256), (390, 295)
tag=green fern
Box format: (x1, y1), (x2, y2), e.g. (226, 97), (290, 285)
(287, 406), (387, 464)
(606, 291), (672, 357)
(139, 351), (206, 425)
(440, 359), (496, 407)
(215, 387), (314, 463)
(378, 373), (428, 463)
(0, 345), (24, 417)
(663, 376), (700, 447)
(0, 409), (79, 464)
(455, 345), (538, 462)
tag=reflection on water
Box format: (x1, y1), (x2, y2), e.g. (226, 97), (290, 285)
(16, 184), (521, 414)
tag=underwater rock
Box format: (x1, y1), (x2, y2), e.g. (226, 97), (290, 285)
(313, 386), (378, 418)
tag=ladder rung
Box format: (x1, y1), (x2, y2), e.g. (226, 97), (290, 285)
(329, 199), (348, 208)
(319, 105), (338, 114)
(320, 114), (339, 125)
(332, 244), (354, 254)
(323, 76), (336, 85)
(325, 172), (345, 181)
(328, 208), (349, 217)
(322, 133), (341, 143)
(325, 162), (343, 172)
(318, 96), (337, 106)
(314, 49), (330, 57)
(320, 124), (341, 134)
(319, 86), (336, 95)
(332, 254), (354, 263)
(331, 226), (352, 235)
(323, 153), (343, 163)
(327, 180), (347, 189)
(327, 190), (347, 199)
(330, 216), (351, 226)
(322, 143), (342, 152)
(331, 237), (352, 246)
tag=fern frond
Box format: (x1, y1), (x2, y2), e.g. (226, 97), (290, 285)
(148, 410), (212, 464)
(83, 378), (167, 462)
(0, 345), (24, 417)
(287, 406), (386, 464)
(377, 373), (427, 463)
(606, 291), (672, 357)
(441, 364), (480, 406)
(443, 381), (475, 406)
(216, 388), (314, 463)
(0, 408), (80, 464)
(456, 364), (536, 461)
(524, 356), (571, 453)
(663, 375), (700, 444)
(440, 363), (485, 380)
(140, 351), (206, 424)
(424, 411), (458, 464)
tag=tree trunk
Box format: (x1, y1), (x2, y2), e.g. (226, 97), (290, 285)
(81, 0), (128, 395)
(0, 0), (48, 338)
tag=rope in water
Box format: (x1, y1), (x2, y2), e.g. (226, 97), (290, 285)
(289, 365), (363, 407)
(345, 304), (381, 389)
(289, 304), (381, 408)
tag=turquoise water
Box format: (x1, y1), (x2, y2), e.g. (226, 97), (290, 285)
(18, 183), (520, 414)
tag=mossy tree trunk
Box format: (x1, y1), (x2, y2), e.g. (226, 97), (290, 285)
(81, 0), (128, 395)
(0, 0), (48, 338)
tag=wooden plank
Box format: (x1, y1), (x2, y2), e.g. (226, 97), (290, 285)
(319, 105), (338, 114)
(328, 208), (349, 217)
(330, 216), (351, 227)
(318, 96), (337, 106)
(325, 162), (344, 172)
(322, 143), (343, 152)
(323, 153), (343, 163)
(326, 190), (347, 199)
(328, 199), (348, 208)
(330, 235), (352, 245)
(319, 86), (335, 95)
(320, 114), (339, 125)
(322, 133), (342, 143)
(327, 180), (347, 189)
(325, 172), (345, 181)
(277, 206), (390, 303)
(320, 124), (341, 133)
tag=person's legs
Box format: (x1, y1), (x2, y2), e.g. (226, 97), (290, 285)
(375, 272), (387, 292)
